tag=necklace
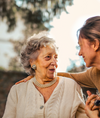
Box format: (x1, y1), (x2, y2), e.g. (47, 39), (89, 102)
(32, 77), (57, 88)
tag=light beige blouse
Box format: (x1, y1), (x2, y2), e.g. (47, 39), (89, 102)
(3, 77), (88, 118)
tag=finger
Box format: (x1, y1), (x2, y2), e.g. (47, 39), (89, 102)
(92, 105), (99, 111)
(23, 78), (28, 82)
(15, 80), (24, 85)
(29, 75), (34, 78)
(15, 82), (19, 85)
(87, 90), (92, 96)
(86, 94), (98, 105)
(97, 96), (100, 100)
(25, 75), (33, 81)
(15, 75), (33, 85)
(89, 99), (96, 110)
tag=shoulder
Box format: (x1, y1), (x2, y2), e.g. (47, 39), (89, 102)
(86, 67), (100, 76)
(86, 67), (98, 72)
(59, 76), (81, 89)
(10, 78), (33, 94)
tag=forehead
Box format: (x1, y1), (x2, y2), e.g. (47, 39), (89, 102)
(39, 45), (58, 56)
(78, 38), (82, 44)
(78, 38), (92, 49)
(78, 37), (88, 45)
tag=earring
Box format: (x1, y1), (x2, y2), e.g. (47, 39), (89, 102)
(32, 64), (37, 70)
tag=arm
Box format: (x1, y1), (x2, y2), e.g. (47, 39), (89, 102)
(57, 67), (96, 88)
(15, 75), (33, 84)
(15, 67), (99, 88)
(2, 85), (17, 118)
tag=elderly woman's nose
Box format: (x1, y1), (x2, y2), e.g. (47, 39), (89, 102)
(51, 58), (57, 65)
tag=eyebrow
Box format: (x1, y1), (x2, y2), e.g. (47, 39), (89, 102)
(42, 53), (52, 57)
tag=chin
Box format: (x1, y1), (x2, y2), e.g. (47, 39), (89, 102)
(86, 63), (91, 68)
(49, 76), (55, 79)
(48, 72), (56, 78)
(48, 75), (55, 79)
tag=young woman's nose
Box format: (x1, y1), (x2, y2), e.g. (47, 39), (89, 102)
(78, 49), (82, 56)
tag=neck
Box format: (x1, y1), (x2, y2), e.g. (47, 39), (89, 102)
(92, 51), (100, 70)
(33, 76), (57, 88)
(95, 64), (100, 70)
(35, 75), (56, 84)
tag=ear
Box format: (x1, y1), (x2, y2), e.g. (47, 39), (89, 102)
(92, 39), (100, 51)
(29, 58), (36, 66)
(29, 59), (33, 65)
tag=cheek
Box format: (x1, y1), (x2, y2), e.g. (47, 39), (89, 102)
(39, 62), (49, 68)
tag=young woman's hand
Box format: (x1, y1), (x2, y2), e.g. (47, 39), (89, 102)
(15, 75), (33, 85)
(85, 90), (100, 118)
(85, 104), (99, 118)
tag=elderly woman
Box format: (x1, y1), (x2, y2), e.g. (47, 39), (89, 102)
(2, 32), (88, 118)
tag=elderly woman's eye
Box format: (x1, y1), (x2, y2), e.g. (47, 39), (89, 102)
(45, 56), (50, 58)
(55, 56), (58, 60)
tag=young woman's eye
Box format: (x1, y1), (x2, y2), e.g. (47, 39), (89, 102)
(76, 45), (81, 50)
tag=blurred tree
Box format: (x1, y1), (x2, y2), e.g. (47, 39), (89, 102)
(66, 59), (86, 73)
(8, 39), (25, 71)
(0, 0), (73, 71)
(66, 45), (86, 73)
(0, 0), (73, 32)
(0, 66), (6, 70)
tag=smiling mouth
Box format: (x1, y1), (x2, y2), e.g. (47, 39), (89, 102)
(83, 57), (86, 62)
(49, 69), (55, 72)
(83, 56), (85, 59)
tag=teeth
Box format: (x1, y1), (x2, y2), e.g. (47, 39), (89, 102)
(50, 69), (55, 71)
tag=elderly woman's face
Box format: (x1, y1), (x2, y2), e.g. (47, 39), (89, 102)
(31, 45), (58, 79)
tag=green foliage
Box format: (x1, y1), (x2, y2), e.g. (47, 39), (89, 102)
(0, 66), (6, 71)
(0, 0), (73, 71)
(0, 0), (73, 32)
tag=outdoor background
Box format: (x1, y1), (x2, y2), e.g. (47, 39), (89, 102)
(0, 0), (99, 117)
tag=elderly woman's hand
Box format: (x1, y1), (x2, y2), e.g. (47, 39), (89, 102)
(85, 90), (100, 118)
(85, 103), (99, 118)
(15, 75), (33, 85)
(86, 91), (100, 111)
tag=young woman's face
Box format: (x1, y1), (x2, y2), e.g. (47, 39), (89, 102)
(78, 38), (96, 67)
(31, 45), (58, 80)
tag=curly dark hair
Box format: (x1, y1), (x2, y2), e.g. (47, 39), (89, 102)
(20, 33), (57, 75)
